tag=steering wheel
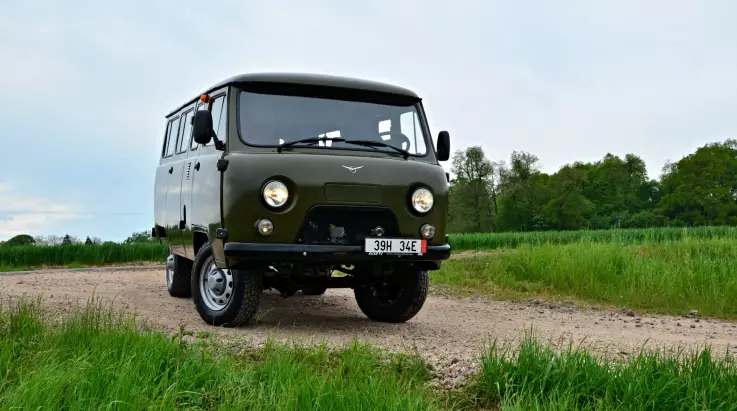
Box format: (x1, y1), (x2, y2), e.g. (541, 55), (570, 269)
(378, 131), (412, 152)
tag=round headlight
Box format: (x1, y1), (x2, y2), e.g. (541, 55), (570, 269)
(411, 187), (434, 213)
(262, 180), (289, 208)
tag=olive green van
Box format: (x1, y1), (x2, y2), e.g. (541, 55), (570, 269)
(153, 73), (452, 327)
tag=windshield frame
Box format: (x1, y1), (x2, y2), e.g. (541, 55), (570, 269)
(233, 84), (434, 159)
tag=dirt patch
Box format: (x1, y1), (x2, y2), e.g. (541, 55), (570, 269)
(2, 268), (737, 389)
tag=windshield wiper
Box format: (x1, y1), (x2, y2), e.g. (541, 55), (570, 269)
(343, 140), (411, 159)
(277, 136), (346, 153)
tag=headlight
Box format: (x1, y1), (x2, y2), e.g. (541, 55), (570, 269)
(262, 180), (289, 208)
(411, 187), (434, 213)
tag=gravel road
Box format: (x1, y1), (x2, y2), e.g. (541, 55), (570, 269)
(2, 267), (737, 388)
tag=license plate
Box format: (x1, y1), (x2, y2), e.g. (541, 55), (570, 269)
(364, 238), (426, 255)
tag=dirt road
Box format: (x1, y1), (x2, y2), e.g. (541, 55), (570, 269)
(2, 267), (737, 387)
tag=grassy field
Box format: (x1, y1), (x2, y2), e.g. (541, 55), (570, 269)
(2, 298), (736, 410)
(434, 238), (737, 318)
(3, 226), (737, 270)
(449, 225), (737, 251)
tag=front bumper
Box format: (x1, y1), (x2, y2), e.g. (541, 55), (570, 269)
(223, 242), (451, 263)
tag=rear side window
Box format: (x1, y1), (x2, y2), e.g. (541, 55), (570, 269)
(177, 109), (193, 153)
(164, 116), (180, 157)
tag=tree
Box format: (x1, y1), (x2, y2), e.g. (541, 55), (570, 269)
(657, 139), (737, 226)
(542, 164), (594, 229)
(124, 230), (156, 244)
(85, 236), (93, 245)
(62, 234), (72, 245)
(5, 234), (35, 246)
(496, 151), (551, 231)
(449, 146), (496, 232)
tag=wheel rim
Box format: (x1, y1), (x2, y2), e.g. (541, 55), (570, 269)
(199, 260), (234, 311)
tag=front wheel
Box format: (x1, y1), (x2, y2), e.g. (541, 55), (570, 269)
(191, 243), (262, 327)
(354, 269), (429, 323)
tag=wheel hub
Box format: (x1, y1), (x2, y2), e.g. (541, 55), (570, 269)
(207, 270), (226, 294)
(199, 261), (234, 311)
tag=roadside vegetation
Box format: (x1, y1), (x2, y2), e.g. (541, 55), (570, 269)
(1, 297), (736, 410)
(435, 238), (737, 319)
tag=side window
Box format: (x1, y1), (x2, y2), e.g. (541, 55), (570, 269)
(165, 116), (180, 157)
(208, 95), (226, 147)
(161, 121), (172, 158)
(177, 109), (193, 153)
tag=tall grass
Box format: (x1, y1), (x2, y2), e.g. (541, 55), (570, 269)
(469, 332), (737, 410)
(449, 226), (737, 251)
(0, 297), (436, 410)
(435, 238), (737, 318)
(0, 242), (167, 270)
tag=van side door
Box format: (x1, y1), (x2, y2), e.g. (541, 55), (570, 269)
(187, 89), (228, 263)
(159, 114), (183, 254)
(166, 103), (195, 256)
(153, 118), (177, 241)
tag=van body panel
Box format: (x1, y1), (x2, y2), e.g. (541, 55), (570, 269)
(220, 151), (448, 246)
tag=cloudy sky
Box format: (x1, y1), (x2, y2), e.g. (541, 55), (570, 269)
(1, 0), (736, 242)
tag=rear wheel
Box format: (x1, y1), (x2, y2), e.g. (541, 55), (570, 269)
(354, 269), (429, 323)
(191, 243), (262, 327)
(166, 247), (192, 298)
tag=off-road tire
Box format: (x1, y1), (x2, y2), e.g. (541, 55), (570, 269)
(191, 243), (262, 327)
(354, 270), (429, 323)
(166, 247), (192, 298)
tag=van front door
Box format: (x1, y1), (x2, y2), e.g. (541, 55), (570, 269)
(187, 90), (228, 263)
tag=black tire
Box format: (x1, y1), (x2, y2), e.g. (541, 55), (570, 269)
(166, 247), (192, 298)
(354, 270), (429, 323)
(191, 243), (262, 327)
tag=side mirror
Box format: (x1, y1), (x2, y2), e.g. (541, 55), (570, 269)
(193, 110), (213, 145)
(436, 131), (450, 161)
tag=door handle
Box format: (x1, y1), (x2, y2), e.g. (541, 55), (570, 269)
(194, 162), (200, 171)
(168, 166), (173, 174)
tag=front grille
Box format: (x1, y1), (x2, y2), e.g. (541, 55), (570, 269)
(297, 206), (401, 245)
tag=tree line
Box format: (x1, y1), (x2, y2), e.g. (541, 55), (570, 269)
(448, 138), (737, 233)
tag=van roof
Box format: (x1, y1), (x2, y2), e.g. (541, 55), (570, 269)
(166, 72), (421, 118)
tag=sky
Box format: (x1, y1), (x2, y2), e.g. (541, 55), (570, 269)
(1, 0), (736, 242)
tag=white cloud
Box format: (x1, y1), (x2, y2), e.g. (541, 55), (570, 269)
(0, 183), (82, 240)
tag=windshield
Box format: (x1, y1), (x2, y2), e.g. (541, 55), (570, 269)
(237, 90), (429, 156)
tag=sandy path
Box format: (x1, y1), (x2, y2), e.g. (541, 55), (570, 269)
(2, 268), (736, 387)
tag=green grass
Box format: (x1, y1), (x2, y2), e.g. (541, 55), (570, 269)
(0, 242), (166, 271)
(449, 225), (737, 251)
(468, 332), (737, 411)
(435, 238), (737, 318)
(0, 297), (437, 410)
(3, 298), (737, 410)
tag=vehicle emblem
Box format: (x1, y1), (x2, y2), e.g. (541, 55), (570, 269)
(342, 165), (363, 173)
